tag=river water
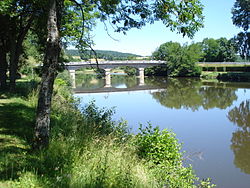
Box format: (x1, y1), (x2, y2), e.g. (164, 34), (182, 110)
(74, 74), (250, 188)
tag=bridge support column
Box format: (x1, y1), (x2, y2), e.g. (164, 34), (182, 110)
(138, 68), (145, 86)
(104, 68), (111, 87)
(69, 70), (76, 88)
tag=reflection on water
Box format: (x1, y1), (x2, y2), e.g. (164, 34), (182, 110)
(76, 74), (105, 89)
(75, 74), (250, 188)
(76, 74), (138, 89)
(151, 78), (238, 110)
(228, 100), (250, 174)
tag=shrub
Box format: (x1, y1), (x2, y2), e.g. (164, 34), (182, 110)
(134, 124), (182, 165)
(133, 125), (215, 188)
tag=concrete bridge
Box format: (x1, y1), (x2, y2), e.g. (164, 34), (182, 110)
(65, 60), (165, 88)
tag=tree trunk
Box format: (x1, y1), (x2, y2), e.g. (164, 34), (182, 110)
(0, 15), (9, 90)
(9, 15), (35, 91)
(33, 0), (62, 149)
(0, 40), (7, 90)
(9, 30), (20, 91)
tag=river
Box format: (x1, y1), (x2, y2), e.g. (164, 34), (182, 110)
(74, 74), (250, 188)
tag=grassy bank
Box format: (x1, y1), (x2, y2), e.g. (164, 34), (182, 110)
(0, 76), (215, 188)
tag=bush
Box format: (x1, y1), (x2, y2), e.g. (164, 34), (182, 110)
(133, 125), (215, 188)
(134, 125), (182, 165)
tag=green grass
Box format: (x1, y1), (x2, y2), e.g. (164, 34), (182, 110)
(0, 78), (215, 188)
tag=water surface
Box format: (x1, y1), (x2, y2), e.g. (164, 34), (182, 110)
(74, 74), (250, 188)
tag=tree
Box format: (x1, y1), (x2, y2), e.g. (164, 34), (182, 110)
(217, 38), (237, 62)
(34, 0), (205, 149)
(152, 41), (202, 77)
(34, 0), (62, 148)
(201, 38), (237, 62)
(231, 0), (250, 61)
(231, 0), (250, 32)
(201, 38), (220, 62)
(0, 0), (43, 90)
(0, 15), (9, 90)
(232, 32), (250, 60)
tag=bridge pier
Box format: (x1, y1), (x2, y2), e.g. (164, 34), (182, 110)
(138, 68), (145, 86)
(69, 70), (76, 88)
(104, 68), (111, 88)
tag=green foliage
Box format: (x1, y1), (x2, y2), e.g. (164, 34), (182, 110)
(69, 139), (158, 188)
(0, 0), (13, 13)
(62, 0), (204, 54)
(61, 0), (98, 49)
(56, 71), (72, 87)
(52, 71), (74, 103)
(81, 101), (116, 136)
(134, 125), (182, 165)
(201, 38), (237, 62)
(120, 66), (137, 76)
(7, 172), (50, 188)
(231, 32), (250, 60)
(145, 66), (168, 76)
(231, 0), (250, 32)
(231, 0), (249, 61)
(0, 80), (215, 188)
(133, 125), (215, 188)
(153, 41), (202, 77)
(23, 32), (42, 63)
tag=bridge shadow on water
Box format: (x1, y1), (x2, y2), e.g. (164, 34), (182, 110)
(73, 84), (166, 94)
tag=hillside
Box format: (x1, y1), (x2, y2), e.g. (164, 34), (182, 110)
(65, 49), (142, 60)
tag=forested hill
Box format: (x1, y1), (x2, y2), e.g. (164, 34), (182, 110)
(65, 49), (142, 60)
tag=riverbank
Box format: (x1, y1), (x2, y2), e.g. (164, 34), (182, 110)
(0, 77), (216, 187)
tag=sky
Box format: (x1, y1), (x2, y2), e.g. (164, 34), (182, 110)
(92, 0), (242, 56)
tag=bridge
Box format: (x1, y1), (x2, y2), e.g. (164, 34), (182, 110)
(65, 60), (165, 88)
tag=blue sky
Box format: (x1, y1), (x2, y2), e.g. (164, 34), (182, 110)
(92, 0), (241, 56)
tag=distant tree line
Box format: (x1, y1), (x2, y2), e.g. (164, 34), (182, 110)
(152, 0), (249, 77)
(153, 37), (248, 63)
(65, 49), (141, 61)
(151, 36), (249, 77)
